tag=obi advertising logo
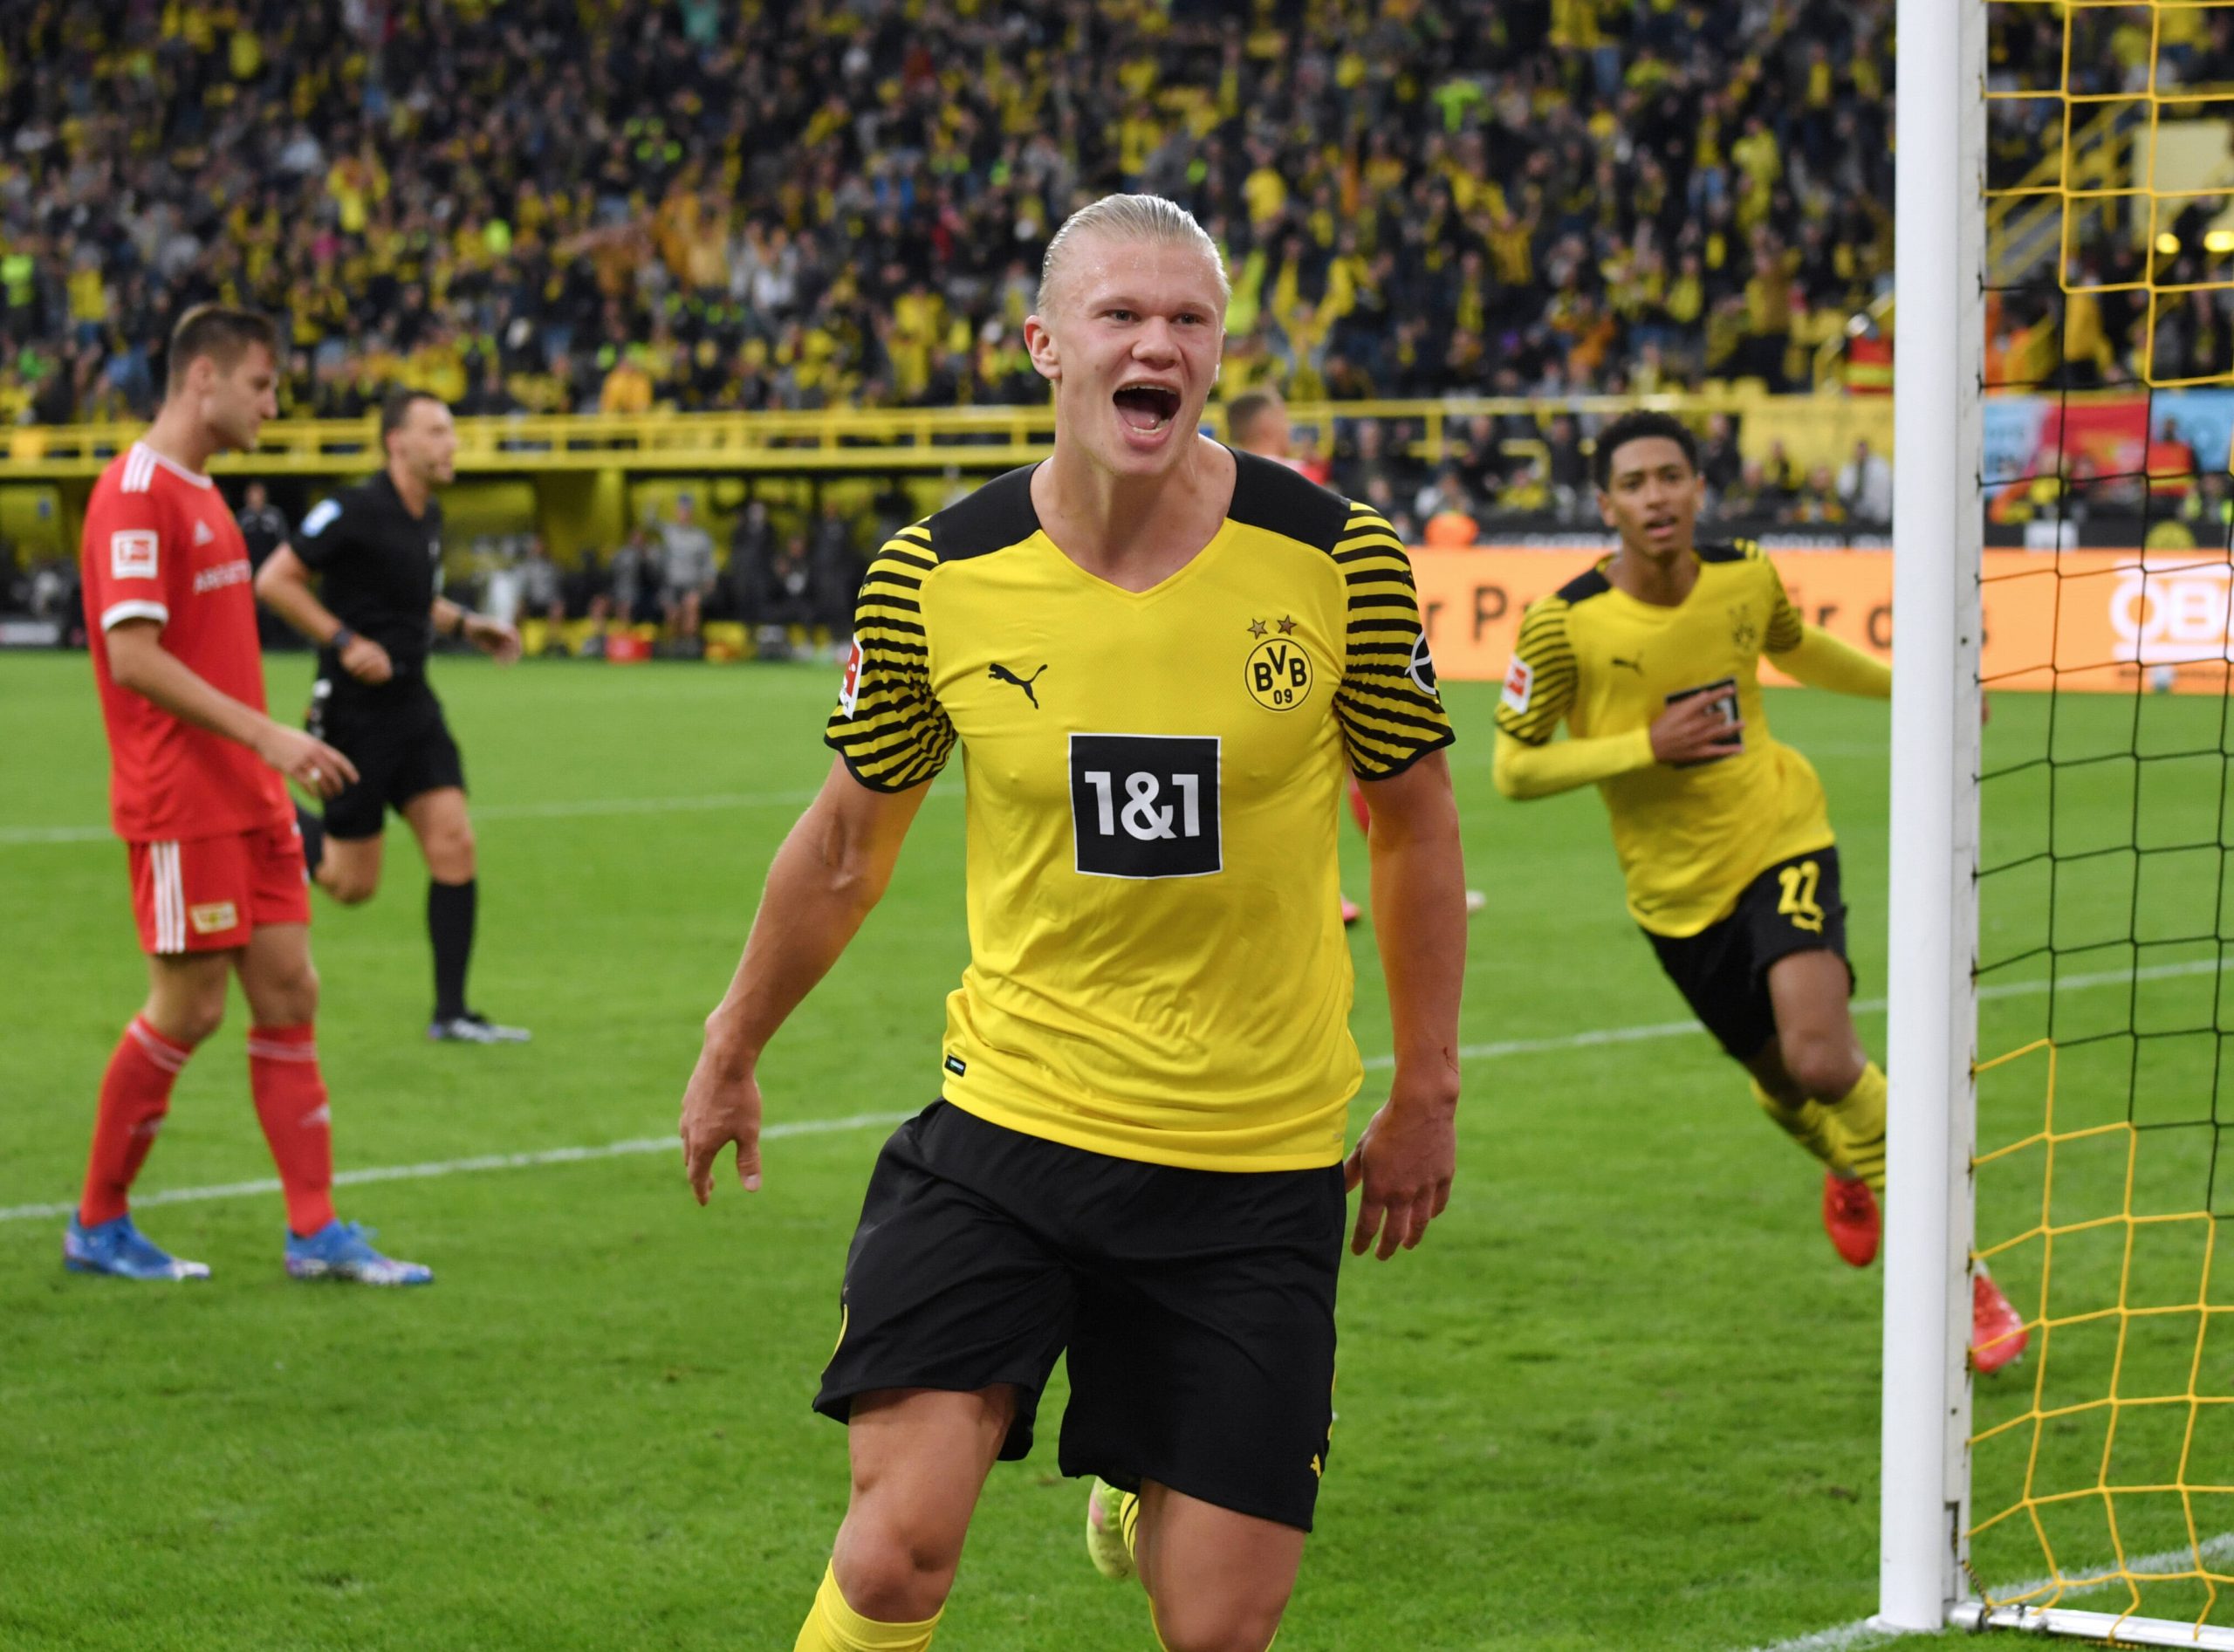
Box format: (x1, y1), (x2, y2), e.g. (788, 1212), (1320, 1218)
(2110, 563), (2234, 665)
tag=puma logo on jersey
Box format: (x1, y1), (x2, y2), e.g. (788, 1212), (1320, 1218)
(192, 520), (215, 545)
(988, 661), (1049, 708)
(1611, 655), (1644, 673)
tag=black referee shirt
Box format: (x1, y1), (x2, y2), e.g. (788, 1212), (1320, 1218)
(293, 471), (444, 696)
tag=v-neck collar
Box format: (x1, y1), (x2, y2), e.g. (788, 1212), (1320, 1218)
(1026, 446), (1244, 602)
(1601, 551), (1704, 619)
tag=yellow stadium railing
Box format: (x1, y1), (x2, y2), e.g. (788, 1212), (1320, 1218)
(2, 391), (1895, 483)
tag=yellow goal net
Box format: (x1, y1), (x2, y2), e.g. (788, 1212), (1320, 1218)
(1907, 2), (2234, 1642)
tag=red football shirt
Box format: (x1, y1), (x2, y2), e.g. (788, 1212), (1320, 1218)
(80, 442), (291, 842)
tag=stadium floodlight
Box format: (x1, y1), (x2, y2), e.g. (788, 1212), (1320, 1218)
(1881, 3), (2234, 1645)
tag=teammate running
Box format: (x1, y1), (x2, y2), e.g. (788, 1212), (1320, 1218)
(1491, 408), (2025, 1371)
(68, 305), (431, 1285)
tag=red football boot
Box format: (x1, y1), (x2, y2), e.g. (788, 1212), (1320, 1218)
(1823, 1171), (1881, 1267)
(1970, 1269), (2030, 1374)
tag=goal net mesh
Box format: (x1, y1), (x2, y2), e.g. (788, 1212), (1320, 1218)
(1970, 1), (2234, 1634)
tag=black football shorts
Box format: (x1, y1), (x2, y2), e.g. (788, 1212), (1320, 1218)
(1645, 847), (1854, 1060)
(309, 680), (466, 841)
(813, 1100), (1344, 1531)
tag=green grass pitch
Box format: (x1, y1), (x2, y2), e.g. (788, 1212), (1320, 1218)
(3, 651), (2226, 1649)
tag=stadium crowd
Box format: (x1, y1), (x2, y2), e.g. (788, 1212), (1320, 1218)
(3, 0), (1902, 432)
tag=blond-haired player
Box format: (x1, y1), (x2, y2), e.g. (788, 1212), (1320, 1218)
(678, 194), (1468, 1652)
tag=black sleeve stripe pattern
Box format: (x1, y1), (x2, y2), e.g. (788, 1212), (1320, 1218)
(1333, 504), (1456, 780)
(1751, 540), (1805, 653)
(824, 533), (956, 792)
(1493, 597), (1578, 747)
(1696, 539), (1750, 565)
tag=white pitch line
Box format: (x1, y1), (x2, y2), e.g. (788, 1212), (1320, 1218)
(0, 1111), (913, 1224)
(7, 951), (2221, 1228)
(0, 785), (962, 847)
(1358, 955), (2234, 1071)
(1740, 1532), (2234, 1652)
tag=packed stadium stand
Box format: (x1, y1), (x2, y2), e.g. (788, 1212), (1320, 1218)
(4, 0), (1897, 428)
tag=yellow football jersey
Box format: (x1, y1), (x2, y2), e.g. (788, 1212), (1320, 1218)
(1495, 541), (1832, 937)
(826, 453), (1454, 1171)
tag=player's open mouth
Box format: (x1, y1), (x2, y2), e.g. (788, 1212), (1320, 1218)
(1114, 384), (1182, 432)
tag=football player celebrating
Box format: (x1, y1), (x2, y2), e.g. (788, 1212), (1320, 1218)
(1491, 409), (2024, 1372)
(678, 195), (1468, 1652)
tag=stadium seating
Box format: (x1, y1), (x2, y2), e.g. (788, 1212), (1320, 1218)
(1, 0), (1896, 425)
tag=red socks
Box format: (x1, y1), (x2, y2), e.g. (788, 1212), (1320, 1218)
(79, 1017), (192, 1227)
(246, 1024), (336, 1237)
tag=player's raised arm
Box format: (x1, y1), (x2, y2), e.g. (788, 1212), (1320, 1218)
(678, 762), (930, 1203)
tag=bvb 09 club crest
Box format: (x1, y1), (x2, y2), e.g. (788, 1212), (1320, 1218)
(1245, 619), (1313, 711)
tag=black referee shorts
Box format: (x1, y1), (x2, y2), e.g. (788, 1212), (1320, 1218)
(308, 679), (466, 841)
(814, 1100), (1344, 1532)
(1645, 847), (1854, 1061)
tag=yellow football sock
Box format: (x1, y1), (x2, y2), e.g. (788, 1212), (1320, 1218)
(1826, 1062), (1888, 1196)
(1751, 1080), (1855, 1177)
(1118, 1486), (1141, 1564)
(793, 1563), (942, 1652)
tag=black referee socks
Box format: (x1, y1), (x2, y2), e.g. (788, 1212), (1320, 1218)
(428, 877), (477, 1023)
(295, 804), (326, 877)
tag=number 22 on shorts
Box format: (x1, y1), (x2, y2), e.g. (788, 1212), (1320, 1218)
(1777, 859), (1826, 933)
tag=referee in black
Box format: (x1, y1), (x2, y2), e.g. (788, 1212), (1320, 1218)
(255, 389), (529, 1044)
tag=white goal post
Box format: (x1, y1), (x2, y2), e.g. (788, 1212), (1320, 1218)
(1878, 3), (2233, 1645)
(1878, 0), (1985, 1632)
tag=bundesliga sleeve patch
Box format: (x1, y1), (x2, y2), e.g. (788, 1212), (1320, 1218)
(111, 530), (159, 580)
(1501, 655), (1533, 715)
(1408, 633), (1439, 696)
(838, 639), (864, 716)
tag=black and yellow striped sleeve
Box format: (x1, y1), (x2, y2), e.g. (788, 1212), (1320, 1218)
(823, 528), (956, 792)
(1753, 541), (1805, 654)
(1493, 596), (1578, 746)
(1332, 505), (1456, 780)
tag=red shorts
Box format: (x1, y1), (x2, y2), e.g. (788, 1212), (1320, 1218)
(127, 823), (311, 955)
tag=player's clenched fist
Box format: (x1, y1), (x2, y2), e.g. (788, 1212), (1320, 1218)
(1649, 692), (1743, 765)
(256, 723), (358, 799)
(679, 1045), (764, 1203)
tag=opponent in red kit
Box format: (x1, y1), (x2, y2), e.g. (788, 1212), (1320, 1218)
(69, 305), (431, 1285)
